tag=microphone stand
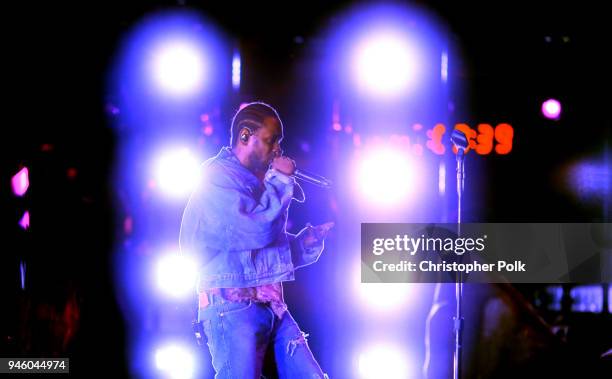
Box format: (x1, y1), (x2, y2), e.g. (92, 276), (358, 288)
(453, 145), (466, 379)
(445, 128), (468, 379)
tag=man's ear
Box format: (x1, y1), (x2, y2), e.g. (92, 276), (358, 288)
(240, 127), (252, 144)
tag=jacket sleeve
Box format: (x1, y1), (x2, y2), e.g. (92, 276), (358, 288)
(287, 227), (325, 269)
(181, 163), (297, 253)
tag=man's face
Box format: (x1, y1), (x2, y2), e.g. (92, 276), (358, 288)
(248, 116), (283, 171)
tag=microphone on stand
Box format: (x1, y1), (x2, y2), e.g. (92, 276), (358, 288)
(293, 169), (332, 189)
(451, 129), (469, 152)
(450, 128), (469, 379)
(451, 129), (468, 194)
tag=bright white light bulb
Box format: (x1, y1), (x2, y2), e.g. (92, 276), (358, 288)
(154, 148), (201, 199)
(356, 148), (419, 206)
(155, 253), (198, 299)
(353, 32), (420, 98)
(155, 344), (195, 379)
(358, 344), (412, 379)
(151, 41), (206, 96)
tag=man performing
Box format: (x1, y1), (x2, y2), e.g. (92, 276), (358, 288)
(180, 102), (333, 378)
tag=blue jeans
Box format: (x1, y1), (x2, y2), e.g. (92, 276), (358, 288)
(198, 299), (327, 379)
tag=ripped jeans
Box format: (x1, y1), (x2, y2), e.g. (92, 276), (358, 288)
(198, 299), (327, 379)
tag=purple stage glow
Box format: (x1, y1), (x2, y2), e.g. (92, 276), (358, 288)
(541, 98), (562, 120)
(19, 211), (30, 230)
(11, 167), (29, 197)
(232, 51), (241, 90)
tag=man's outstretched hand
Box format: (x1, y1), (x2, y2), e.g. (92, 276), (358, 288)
(302, 222), (335, 249)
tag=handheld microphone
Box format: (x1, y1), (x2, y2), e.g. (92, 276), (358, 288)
(293, 169), (332, 189)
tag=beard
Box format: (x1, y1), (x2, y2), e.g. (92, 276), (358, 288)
(250, 153), (272, 174)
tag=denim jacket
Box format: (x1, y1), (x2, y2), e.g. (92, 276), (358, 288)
(179, 147), (325, 291)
